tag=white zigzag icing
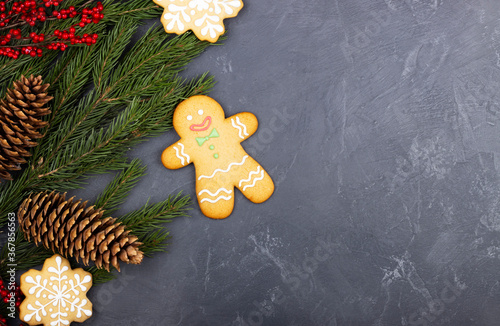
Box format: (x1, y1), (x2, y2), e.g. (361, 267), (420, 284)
(174, 146), (185, 165)
(239, 166), (261, 187)
(198, 155), (248, 180)
(198, 188), (232, 197)
(178, 143), (190, 163)
(200, 195), (232, 204)
(236, 116), (249, 136)
(231, 118), (244, 139)
(174, 143), (190, 166)
(243, 169), (265, 191)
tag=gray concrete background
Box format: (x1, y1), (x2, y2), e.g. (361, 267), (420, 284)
(75, 0), (500, 325)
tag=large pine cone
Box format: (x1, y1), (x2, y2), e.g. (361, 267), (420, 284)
(0, 75), (52, 181)
(18, 191), (144, 272)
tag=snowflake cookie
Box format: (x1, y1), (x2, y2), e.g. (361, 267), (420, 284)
(153, 0), (244, 42)
(20, 255), (93, 326)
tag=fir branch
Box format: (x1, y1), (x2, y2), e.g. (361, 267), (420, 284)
(94, 159), (147, 214)
(45, 23), (109, 124)
(138, 228), (172, 257)
(28, 158), (130, 192)
(0, 0), (217, 289)
(101, 0), (161, 22)
(93, 18), (137, 92)
(119, 192), (191, 239)
(0, 22), (214, 222)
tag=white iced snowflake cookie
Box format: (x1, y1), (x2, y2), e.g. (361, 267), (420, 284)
(20, 255), (93, 326)
(153, 0), (244, 42)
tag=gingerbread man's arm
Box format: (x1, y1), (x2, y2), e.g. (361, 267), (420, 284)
(162, 141), (192, 169)
(225, 112), (258, 142)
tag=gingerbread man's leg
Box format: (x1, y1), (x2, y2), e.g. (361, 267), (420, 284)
(235, 157), (274, 204)
(196, 177), (235, 219)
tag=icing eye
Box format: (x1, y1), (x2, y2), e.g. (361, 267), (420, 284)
(187, 115), (193, 121)
(198, 109), (204, 116)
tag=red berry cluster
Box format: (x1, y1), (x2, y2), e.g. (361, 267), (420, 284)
(53, 28), (98, 45)
(12, 0), (47, 26)
(0, 2), (12, 27)
(0, 278), (27, 326)
(52, 5), (77, 20)
(42, 0), (60, 7)
(80, 2), (103, 26)
(20, 45), (42, 56)
(0, 0), (104, 59)
(0, 46), (19, 58)
(0, 278), (23, 306)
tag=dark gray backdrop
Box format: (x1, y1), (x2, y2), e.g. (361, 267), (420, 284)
(71, 0), (500, 325)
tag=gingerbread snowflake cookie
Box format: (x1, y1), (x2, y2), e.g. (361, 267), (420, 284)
(153, 0), (244, 42)
(162, 95), (274, 219)
(20, 255), (93, 326)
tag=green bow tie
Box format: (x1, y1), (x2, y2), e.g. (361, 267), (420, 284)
(196, 128), (219, 146)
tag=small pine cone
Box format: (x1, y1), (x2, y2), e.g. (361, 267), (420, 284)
(18, 191), (144, 272)
(0, 75), (53, 181)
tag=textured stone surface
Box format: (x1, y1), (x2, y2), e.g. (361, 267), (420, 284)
(77, 0), (500, 325)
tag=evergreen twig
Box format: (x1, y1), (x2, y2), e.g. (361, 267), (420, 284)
(0, 19), (214, 223)
(95, 159), (147, 215)
(0, 0), (217, 285)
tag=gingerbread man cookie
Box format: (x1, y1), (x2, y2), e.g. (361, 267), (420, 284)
(153, 0), (244, 43)
(162, 95), (274, 219)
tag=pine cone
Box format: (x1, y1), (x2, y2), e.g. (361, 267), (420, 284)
(18, 191), (144, 272)
(0, 75), (52, 181)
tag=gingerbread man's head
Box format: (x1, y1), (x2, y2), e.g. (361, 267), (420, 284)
(173, 95), (226, 138)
